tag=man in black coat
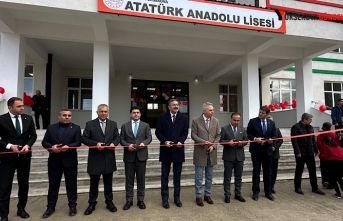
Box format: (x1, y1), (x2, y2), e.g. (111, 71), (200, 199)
(266, 115), (283, 194)
(246, 106), (276, 201)
(220, 112), (248, 203)
(41, 109), (81, 218)
(120, 106), (152, 210)
(81, 104), (120, 215)
(0, 97), (37, 221)
(291, 112), (325, 195)
(31, 90), (49, 129)
(155, 99), (189, 209)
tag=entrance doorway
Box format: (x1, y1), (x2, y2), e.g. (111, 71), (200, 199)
(131, 80), (189, 128)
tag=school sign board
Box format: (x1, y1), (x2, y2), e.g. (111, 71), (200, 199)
(98, 0), (286, 33)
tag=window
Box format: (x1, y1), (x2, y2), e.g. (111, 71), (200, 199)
(332, 47), (343, 53)
(219, 85), (238, 112)
(24, 65), (34, 96)
(67, 78), (92, 110)
(324, 82), (343, 107)
(270, 79), (296, 109)
(147, 103), (159, 109)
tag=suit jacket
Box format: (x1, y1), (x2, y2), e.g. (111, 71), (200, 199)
(220, 124), (248, 162)
(247, 117), (276, 156)
(120, 120), (152, 162)
(42, 122), (81, 168)
(155, 111), (189, 163)
(191, 115), (220, 167)
(0, 113), (37, 161)
(272, 128), (283, 159)
(81, 118), (120, 175)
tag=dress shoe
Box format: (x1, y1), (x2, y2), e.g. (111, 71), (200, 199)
(0, 216), (8, 221)
(196, 197), (204, 206)
(224, 196), (230, 203)
(162, 200), (170, 209)
(137, 201), (146, 209)
(42, 207), (55, 218)
(69, 207), (77, 216)
(17, 209), (30, 218)
(204, 196), (213, 204)
(84, 205), (95, 215)
(106, 202), (117, 212)
(312, 188), (325, 195)
(271, 188), (276, 194)
(174, 200), (182, 207)
(295, 188), (304, 195)
(265, 194), (275, 201)
(252, 194), (258, 201)
(234, 195), (246, 202)
(123, 201), (133, 210)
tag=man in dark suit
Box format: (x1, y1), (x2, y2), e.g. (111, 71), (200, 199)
(0, 97), (37, 221)
(41, 109), (81, 218)
(220, 112), (248, 203)
(247, 106), (276, 201)
(31, 90), (49, 129)
(120, 106), (152, 210)
(81, 104), (120, 215)
(266, 115), (283, 194)
(155, 99), (189, 209)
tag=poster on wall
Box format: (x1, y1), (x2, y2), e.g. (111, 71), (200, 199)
(99, 0), (286, 33)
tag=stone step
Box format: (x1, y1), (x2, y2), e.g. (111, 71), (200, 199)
(11, 166), (319, 197)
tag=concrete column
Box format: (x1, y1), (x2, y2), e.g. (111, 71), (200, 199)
(0, 33), (26, 114)
(242, 54), (260, 127)
(295, 58), (313, 121)
(261, 75), (271, 106)
(92, 41), (109, 119)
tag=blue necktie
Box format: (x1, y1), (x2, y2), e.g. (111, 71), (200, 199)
(133, 121), (138, 137)
(262, 120), (267, 135)
(15, 116), (21, 136)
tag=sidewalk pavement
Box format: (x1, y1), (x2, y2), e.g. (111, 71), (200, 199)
(7, 180), (343, 221)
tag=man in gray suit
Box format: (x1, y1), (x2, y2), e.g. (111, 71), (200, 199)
(191, 102), (220, 206)
(220, 112), (248, 203)
(81, 104), (120, 215)
(120, 106), (152, 210)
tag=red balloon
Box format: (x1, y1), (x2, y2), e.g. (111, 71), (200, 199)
(222, 97), (227, 101)
(274, 103), (279, 108)
(156, 92), (161, 97)
(291, 103), (297, 108)
(132, 93), (137, 98)
(270, 106), (275, 111)
(319, 105), (326, 112)
(292, 99), (296, 104)
(166, 91), (171, 96)
(268, 104), (273, 109)
(283, 100), (289, 106)
(281, 104), (286, 110)
(0, 87), (4, 94)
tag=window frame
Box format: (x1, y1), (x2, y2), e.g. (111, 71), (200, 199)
(324, 82), (343, 107)
(67, 77), (93, 111)
(270, 79), (296, 109)
(219, 85), (238, 113)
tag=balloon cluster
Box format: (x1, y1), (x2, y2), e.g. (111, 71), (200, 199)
(23, 92), (34, 106)
(267, 99), (296, 111)
(0, 87), (5, 101)
(131, 93), (147, 104)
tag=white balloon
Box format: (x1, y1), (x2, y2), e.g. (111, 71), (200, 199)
(318, 99), (325, 105)
(0, 93), (3, 101)
(165, 96), (169, 100)
(153, 95), (157, 100)
(314, 104), (320, 109)
(162, 93), (166, 97)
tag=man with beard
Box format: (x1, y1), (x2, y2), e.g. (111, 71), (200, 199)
(41, 109), (81, 218)
(156, 99), (189, 209)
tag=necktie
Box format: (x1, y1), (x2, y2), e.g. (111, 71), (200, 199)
(133, 121), (138, 137)
(233, 127), (237, 138)
(206, 119), (210, 129)
(101, 121), (106, 134)
(15, 116), (21, 136)
(172, 114), (176, 124)
(262, 120), (267, 135)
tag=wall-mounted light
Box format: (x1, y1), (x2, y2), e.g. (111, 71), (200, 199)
(195, 77), (198, 82)
(129, 74), (132, 78)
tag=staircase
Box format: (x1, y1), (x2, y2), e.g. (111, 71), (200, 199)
(11, 128), (320, 197)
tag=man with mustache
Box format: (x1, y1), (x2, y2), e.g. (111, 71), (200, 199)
(156, 99), (189, 209)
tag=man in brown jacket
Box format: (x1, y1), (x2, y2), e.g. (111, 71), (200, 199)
(191, 102), (221, 206)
